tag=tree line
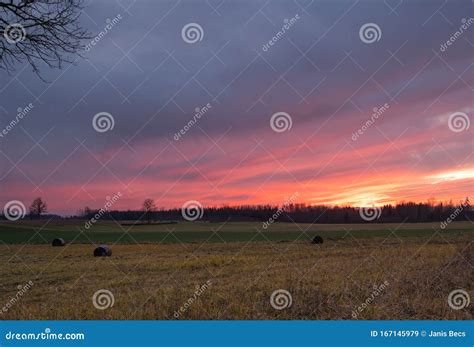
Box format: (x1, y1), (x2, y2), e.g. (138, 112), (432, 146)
(75, 197), (472, 224)
(2, 197), (472, 224)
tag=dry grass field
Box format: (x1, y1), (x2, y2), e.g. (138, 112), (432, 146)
(1, 224), (472, 320)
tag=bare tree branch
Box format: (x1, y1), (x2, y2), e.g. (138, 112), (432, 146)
(0, 0), (90, 80)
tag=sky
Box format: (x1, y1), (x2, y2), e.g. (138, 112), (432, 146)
(0, 0), (473, 215)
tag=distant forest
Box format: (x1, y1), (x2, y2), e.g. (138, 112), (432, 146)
(73, 198), (472, 224)
(2, 198), (472, 224)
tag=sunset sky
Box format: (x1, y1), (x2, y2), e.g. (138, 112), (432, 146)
(0, 0), (472, 215)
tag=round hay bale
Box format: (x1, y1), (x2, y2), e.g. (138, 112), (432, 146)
(311, 236), (324, 244)
(52, 238), (65, 247)
(93, 245), (112, 257)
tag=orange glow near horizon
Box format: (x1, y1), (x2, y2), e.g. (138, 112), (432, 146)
(309, 168), (474, 207)
(2, 106), (472, 215)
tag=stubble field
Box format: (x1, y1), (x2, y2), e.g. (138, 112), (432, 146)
(0, 221), (472, 320)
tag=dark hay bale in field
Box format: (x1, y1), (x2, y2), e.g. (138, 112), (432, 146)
(93, 245), (112, 257)
(311, 236), (324, 244)
(52, 238), (65, 247)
